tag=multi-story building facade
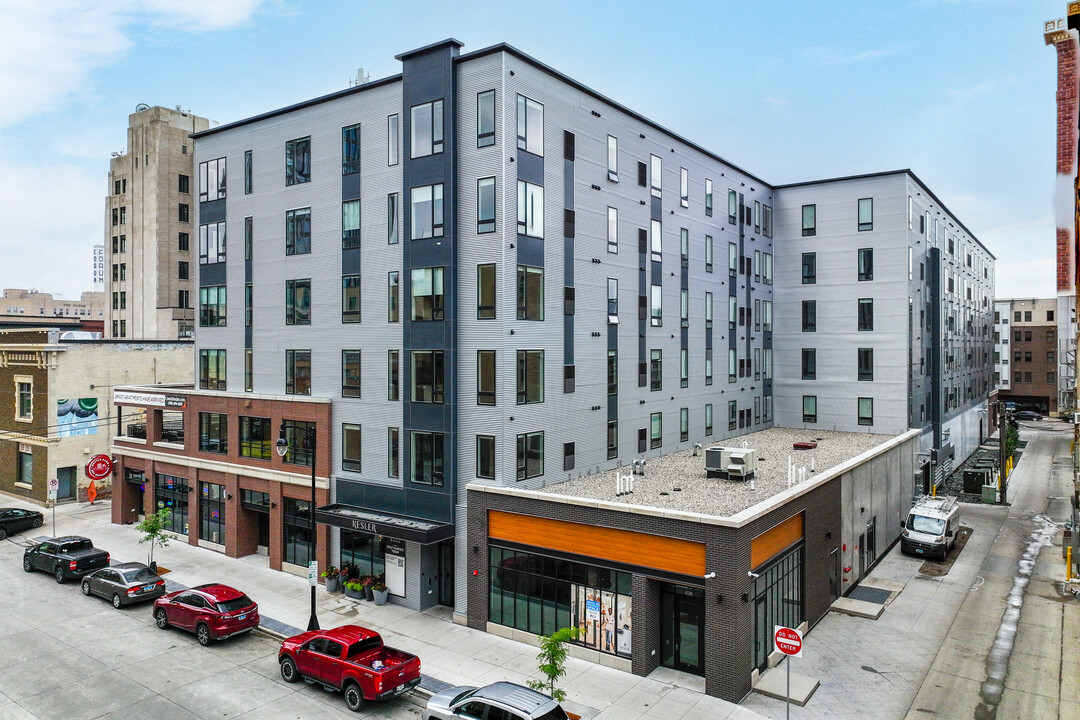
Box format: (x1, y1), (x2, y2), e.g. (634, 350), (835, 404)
(108, 39), (993, 701)
(0, 288), (105, 324)
(104, 106), (210, 340)
(994, 299), (1011, 393)
(994, 298), (1058, 415)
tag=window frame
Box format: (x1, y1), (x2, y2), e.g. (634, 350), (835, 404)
(516, 431), (544, 480)
(478, 350), (496, 406)
(802, 204), (816, 236)
(410, 267), (445, 321)
(477, 90), (496, 148)
(517, 180), (544, 238)
(285, 349), (312, 396)
(342, 350), (361, 398)
(516, 94), (544, 156)
(285, 207), (312, 256)
(858, 197), (873, 231)
(342, 424), (361, 472)
(409, 99), (444, 158)
(285, 136), (311, 186)
(410, 184), (445, 239)
(285, 278), (312, 326)
(477, 177), (496, 234)
(516, 349), (544, 404)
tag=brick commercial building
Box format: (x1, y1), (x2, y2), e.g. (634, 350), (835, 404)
(994, 298), (1059, 415)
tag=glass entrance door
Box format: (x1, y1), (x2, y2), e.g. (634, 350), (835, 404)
(660, 584), (704, 675)
(438, 540), (455, 607)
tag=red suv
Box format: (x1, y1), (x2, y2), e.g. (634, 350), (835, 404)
(152, 583), (259, 646)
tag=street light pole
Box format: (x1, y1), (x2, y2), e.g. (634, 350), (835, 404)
(276, 422), (320, 632)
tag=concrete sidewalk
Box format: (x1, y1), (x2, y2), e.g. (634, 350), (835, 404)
(25, 500), (767, 720)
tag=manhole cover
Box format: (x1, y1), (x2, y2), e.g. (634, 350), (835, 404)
(848, 586), (891, 604)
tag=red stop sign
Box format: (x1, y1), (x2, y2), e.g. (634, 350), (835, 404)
(774, 626), (802, 656)
(85, 454), (113, 481)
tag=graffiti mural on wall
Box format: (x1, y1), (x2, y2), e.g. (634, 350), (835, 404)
(57, 398), (98, 436)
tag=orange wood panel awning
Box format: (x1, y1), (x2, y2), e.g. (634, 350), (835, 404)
(750, 513), (804, 570)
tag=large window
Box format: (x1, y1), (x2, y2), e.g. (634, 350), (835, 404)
(516, 94), (544, 156)
(410, 99), (444, 158)
(239, 416), (272, 459)
(342, 200), (361, 248)
(411, 350), (444, 403)
(705, 404), (713, 436)
(199, 221), (225, 264)
(858, 197), (873, 231)
(651, 155), (662, 198)
(411, 184), (444, 239)
(858, 348), (874, 381)
(751, 545), (803, 672)
(608, 278), (619, 319)
(802, 395), (817, 423)
(478, 264), (496, 319)
(858, 248), (873, 281)
(199, 482), (225, 545)
(198, 158), (225, 202)
(342, 424), (361, 472)
(650, 285), (662, 327)
(728, 189), (737, 223)
(285, 349), (311, 396)
(285, 136), (311, 186)
(858, 298), (874, 331)
(411, 431), (444, 485)
(651, 219), (662, 261)
(16, 381), (31, 420)
(516, 350), (544, 404)
(858, 397), (874, 426)
(286, 208), (311, 255)
(199, 286), (226, 327)
(283, 498), (312, 566)
(411, 267), (445, 321)
(650, 412), (662, 449)
(650, 349), (662, 391)
(607, 207), (618, 253)
(516, 431), (544, 480)
(517, 181), (544, 238)
(342, 123), (361, 175)
(285, 279), (311, 325)
(281, 420), (314, 466)
(802, 252), (816, 284)
(478, 350), (496, 405)
(477, 435), (495, 479)
(607, 350), (618, 395)
(802, 204), (816, 236)
(705, 234), (713, 272)
(155, 474), (189, 535)
(802, 301), (816, 332)
(340, 531), (385, 580)
(17, 448), (32, 486)
(517, 266), (544, 320)
(478, 177), (496, 233)
(801, 349), (816, 380)
(198, 412), (227, 453)
(477, 90), (496, 147)
(342, 350), (361, 398)
(199, 349), (226, 390)
(342, 275), (361, 323)
(607, 135), (618, 181)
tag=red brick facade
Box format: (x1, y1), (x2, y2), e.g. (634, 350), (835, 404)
(1054, 36), (1078, 291)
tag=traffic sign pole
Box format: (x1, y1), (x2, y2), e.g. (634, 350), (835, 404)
(774, 625), (804, 720)
(47, 478), (59, 536)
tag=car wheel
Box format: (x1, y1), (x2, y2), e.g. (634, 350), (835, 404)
(154, 608), (169, 629)
(22, 556), (32, 573)
(31, 517), (42, 528)
(112, 594), (123, 609)
(0, 528), (7, 541)
(343, 681), (364, 712)
(82, 581), (92, 596)
(279, 656), (299, 683)
(196, 623), (211, 646)
(54, 566), (66, 584)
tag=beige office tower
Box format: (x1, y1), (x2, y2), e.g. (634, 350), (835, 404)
(105, 106), (211, 340)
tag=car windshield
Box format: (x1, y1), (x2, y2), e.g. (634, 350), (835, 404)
(216, 595), (253, 613)
(909, 514), (945, 535)
(61, 540), (92, 552)
(537, 707), (569, 720)
(122, 567), (157, 582)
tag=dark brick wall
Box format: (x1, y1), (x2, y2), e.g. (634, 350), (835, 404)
(630, 575), (660, 676)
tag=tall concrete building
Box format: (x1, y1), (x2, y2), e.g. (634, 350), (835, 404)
(104, 106), (211, 340)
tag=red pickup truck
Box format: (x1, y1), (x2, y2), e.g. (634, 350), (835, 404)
(278, 624), (421, 712)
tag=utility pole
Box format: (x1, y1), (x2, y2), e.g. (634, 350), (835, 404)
(999, 401), (1008, 505)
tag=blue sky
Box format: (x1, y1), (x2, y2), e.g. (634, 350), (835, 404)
(0, 0), (1060, 299)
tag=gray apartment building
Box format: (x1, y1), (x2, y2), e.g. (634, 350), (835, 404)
(108, 39), (993, 701)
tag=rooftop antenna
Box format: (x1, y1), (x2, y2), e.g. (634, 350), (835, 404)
(350, 68), (370, 87)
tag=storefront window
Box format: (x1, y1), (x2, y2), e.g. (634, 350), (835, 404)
(488, 547), (632, 657)
(154, 474), (189, 534)
(751, 544), (803, 671)
(199, 482), (226, 544)
(339, 531), (386, 579)
(283, 498), (312, 566)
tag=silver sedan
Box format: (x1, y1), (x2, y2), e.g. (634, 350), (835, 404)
(81, 562), (166, 608)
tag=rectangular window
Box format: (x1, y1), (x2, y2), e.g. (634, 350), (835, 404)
(705, 178), (713, 215)
(858, 298), (874, 331)
(802, 300), (816, 332)
(477, 90), (496, 147)
(607, 207), (618, 252)
(410, 99), (444, 158)
(650, 412), (662, 449)
(729, 296), (737, 330)
(705, 347), (713, 385)
(728, 189), (737, 224)
(342, 350), (361, 398)
(517, 94), (544, 156)
(680, 288), (688, 327)
(728, 348), (737, 382)
(387, 193), (399, 244)
(607, 349), (618, 395)
(239, 416), (271, 459)
(16, 381), (31, 419)
(285, 349), (311, 396)
(650, 349), (662, 391)
(680, 167), (689, 207)
(178, 232), (189, 251)
(650, 154), (662, 197)
(729, 242), (738, 277)
(607, 278), (619, 319)
(198, 221), (226, 264)
(802, 348), (816, 380)
(411, 267), (445, 321)
(411, 431), (444, 486)
(285, 208), (311, 255)
(342, 200), (361, 248)
(199, 349), (226, 390)
(387, 114), (399, 166)
(803, 395), (817, 423)
(728, 400), (737, 430)
(705, 234), (713, 272)
(388, 428), (399, 478)
(802, 252), (816, 284)
(680, 407), (689, 442)
(607, 420), (618, 459)
(650, 285), (662, 326)
(858, 248), (873, 281)
(244, 217), (252, 260)
(858, 397), (874, 426)
(680, 228), (689, 265)
(477, 264), (496, 319)
(244, 150), (252, 193)
(858, 348), (874, 381)
(411, 184), (444, 239)
(477, 435), (495, 478)
(516, 431), (544, 480)
(680, 348), (689, 388)
(705, 291), (713, 329)
(285, 279), (311, 325)
(607, 135), (618, 182)
(858, 198), (873, 231)
(120, 206), (126, 224)
(244, 350), (252, 391)
(562, 441), (576, 472)
(198, 285), (226, 327)
(763, 204), (773, 237)
(651, 219), (662, 261)
(517, 180), (544, 238)
(411, 350), (444, 403)
(177, 261), (189, 280)
(198, 158), (225, 201)
(516, 350), (544, 404)
(388, 350), (399, 401)
(802, 204), (816, 236)
(478, 350), (496, 406)
(477, 177), (496, 233)
(342, 424), (361, 472)
(387, 272), (399, 322)
(517, 265), (544, 320)
(285, 137), (311, 186)
(178, 174), (189, 194)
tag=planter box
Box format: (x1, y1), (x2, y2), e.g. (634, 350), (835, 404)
(374, 589), (389, 606)
(344, 586), (364, 600)
(324, 576), (341, 593)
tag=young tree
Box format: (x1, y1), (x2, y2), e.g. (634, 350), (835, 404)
(527, 626), (581, 702)
(136, 508), (173, 568)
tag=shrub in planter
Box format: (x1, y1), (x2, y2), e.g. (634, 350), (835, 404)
(372, 581), (389, 606)
(343, 579), (365, 600)
(321, 566), (340, 592)
(361, 576), (375, 601)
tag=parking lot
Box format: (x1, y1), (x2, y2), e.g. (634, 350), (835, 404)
(0, 534), (424, 720)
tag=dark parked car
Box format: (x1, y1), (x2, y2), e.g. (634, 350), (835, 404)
(81, 562), (166, 608)
(1015, 411), (1042, 421)
(424, 682), (572, 720)
(22, 536), (109, 583)
(152, 583), (259, 646)
(0, 507), (43, 540)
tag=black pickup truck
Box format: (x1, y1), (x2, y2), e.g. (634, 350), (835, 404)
(23, 536), (110, 583)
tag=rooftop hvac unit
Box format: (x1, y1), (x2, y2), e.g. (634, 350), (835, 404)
(724, 448), (757, 479)
(705, 448), (726, 476)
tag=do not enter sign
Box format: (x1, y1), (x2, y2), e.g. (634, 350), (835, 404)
(774, 625), (803, 657)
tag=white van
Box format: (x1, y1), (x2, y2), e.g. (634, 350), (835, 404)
(900, 496), (960, 560)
